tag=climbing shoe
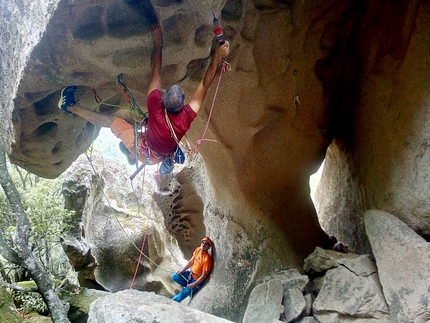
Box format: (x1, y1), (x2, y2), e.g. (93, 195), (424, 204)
(119, 142), (136, 165)
(58, 86), (78, 113)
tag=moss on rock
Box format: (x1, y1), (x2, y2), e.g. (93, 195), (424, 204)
(68, 288), (109, 322)
(0, 286), (23, 323)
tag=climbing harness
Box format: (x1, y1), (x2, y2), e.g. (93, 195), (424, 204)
(293, 69), (300, 108)
(116, 74), (148, 171)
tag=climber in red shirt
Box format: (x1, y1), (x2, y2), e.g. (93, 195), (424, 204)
(58, 22), (229, 175)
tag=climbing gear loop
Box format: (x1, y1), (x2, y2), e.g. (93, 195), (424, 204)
(116, 73), (146, 118)
(224, 60), (232, 72)
(116, 74), (151, 173)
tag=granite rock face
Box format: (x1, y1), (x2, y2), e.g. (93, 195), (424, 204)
(61, 153), (186, 295)
(2, 0), (430, 321)
(0, 0), (60, 150)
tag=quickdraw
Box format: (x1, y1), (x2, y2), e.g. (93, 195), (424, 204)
(116, 73), (146, 118)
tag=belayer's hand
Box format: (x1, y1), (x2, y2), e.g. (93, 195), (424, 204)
(187, 282), (196, 289)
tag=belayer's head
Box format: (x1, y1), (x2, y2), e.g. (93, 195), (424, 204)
(163, 84), (185, 114)
(201, 237), (213, 249)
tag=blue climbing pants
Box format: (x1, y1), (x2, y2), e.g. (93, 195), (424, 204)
(171, 270), (204, 302)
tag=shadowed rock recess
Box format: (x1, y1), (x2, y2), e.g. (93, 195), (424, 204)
(2, 0), (430, 322)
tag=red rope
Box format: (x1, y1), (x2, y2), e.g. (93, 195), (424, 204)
(192, 60), (228, 151)
(92, 88), (101, 103)
(130, 230), (147, 289)
(129, 165), (159, 289)
(129, 169), (153, 289)
(130, 61), (228, 286)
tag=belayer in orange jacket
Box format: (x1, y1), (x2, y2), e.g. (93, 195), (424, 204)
(171, 237), (213, 302)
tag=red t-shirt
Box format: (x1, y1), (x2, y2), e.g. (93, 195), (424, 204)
(146, 89), (197, 155)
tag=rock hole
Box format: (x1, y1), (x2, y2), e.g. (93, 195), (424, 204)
(106, 2), (147, 38)
(52, 141), (62, 154)
(72, 6), (104, 41)
(222, 0), (243, 21)
(185, 58), (207, 82)
(33, 122), (58, 139)
(163, 12), (188, 44)
(194, 24), (212, 48)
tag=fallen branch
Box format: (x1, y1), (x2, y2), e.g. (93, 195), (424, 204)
(0, 281), (38, 293)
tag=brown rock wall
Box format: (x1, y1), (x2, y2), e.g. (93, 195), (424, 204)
(315, 0), (430, 252)
(8, 0), (340, 264)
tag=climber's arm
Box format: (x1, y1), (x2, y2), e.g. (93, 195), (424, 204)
(176, 256), (194, 275)
(148, 23), (163, 94)
(188, 41), (230, 114)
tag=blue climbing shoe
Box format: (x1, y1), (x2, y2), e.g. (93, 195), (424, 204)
(58, 86), (78, 113)
(119, 142), (136, 165)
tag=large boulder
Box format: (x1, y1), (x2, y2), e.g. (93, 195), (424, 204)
(365, 209), (430, 323)
(313, 266), (389, 323)
(87, 290), (233, 323)
(304, 248), (389, 323)
(61, 153), (185, 295)
(242, 279), (284, 323)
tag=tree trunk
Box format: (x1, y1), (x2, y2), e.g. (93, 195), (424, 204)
(0, 145), (70, 323)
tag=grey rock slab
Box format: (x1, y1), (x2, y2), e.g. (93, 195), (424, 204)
(88, 289), (234, 323)
(243, 279), (284, 323)
(365, 209), (430, 323)
(313, 266), (389, 321)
